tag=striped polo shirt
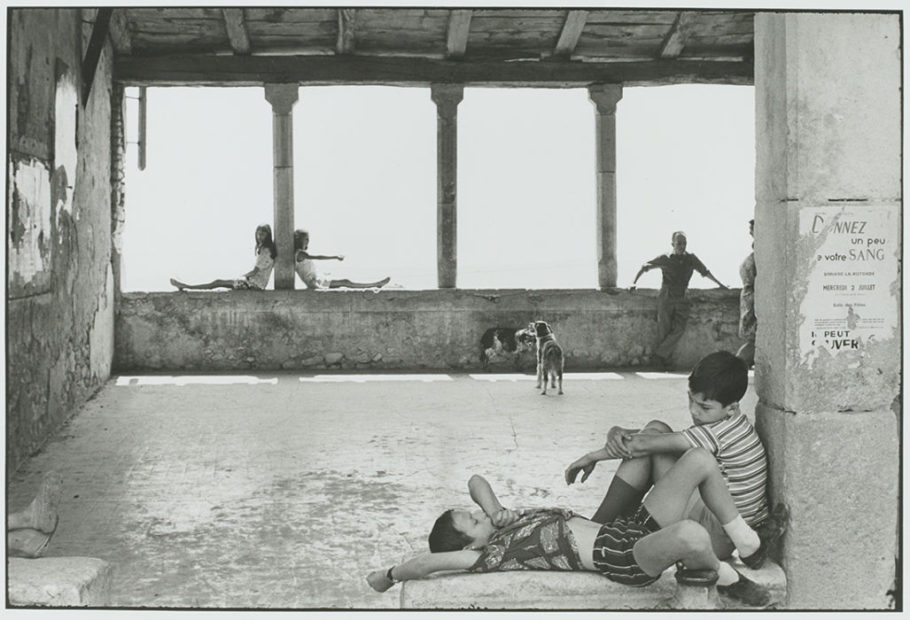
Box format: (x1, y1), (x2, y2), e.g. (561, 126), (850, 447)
(682, 410), (770, 525)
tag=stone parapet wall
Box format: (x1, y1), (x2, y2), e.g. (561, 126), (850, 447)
(115, 288), (741, 372)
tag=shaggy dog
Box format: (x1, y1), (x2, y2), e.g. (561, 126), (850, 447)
(480, 327), (536, 371)
(529, 320), (564, 395)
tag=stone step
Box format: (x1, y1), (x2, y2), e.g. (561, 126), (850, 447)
(8, 557), (113, 607)
(400, 558), (786, 610)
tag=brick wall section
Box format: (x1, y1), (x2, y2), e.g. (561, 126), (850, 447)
(115, 289), (741, 372)
(7, 9), (115, 471)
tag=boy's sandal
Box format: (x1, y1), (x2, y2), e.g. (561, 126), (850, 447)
(740, 539), (767, 570)
(717, 572), (772, 608)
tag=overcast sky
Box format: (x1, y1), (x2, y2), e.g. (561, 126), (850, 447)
(121, 83), (755, 291)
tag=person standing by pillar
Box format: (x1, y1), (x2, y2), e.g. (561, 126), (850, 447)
(736, 220), (756, 367)
(630, 231), (728, 368)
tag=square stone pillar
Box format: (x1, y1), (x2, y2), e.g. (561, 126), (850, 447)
(430, 84), (463, 289)
(754, 13), (900, 609)
(264, 84), (299, 290)
(588, 84), (622, 288)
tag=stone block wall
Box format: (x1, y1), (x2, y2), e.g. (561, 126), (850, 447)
(7, 8), (115, 471)
(114, 288), (741, 372)
(753, 12), (901, 609)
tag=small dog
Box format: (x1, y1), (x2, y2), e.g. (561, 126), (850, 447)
(529, 320), (564, 395)
(480, 327), (536, 371)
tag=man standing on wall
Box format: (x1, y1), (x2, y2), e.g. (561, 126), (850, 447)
(630, 231), (728, 369)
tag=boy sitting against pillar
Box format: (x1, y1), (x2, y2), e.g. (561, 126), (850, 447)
(366, 468), (772, 608)
(564, 350), (787, 565)
(293, 229), (390, 290)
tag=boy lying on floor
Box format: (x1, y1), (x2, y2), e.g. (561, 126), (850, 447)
(367, 462), (772, 608)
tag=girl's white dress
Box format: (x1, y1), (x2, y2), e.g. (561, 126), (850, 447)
(237, 248), (274, 290)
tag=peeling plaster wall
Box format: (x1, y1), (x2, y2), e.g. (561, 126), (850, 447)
(7, 8), (115, 471)
(115, 289), (740, 372)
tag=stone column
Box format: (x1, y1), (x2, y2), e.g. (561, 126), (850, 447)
(430, 84), (463, 289)
(110, 82), (126, 303)
(264, 84), (299, 290)
(588, 84), (623, 288)
(754, 13), (900, 609)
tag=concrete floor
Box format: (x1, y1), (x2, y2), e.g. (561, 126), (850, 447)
(7, 369), (756, 610)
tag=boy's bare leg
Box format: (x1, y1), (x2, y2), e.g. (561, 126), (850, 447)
(643, 448), (739, 527)
(328, 277), (390, 289)
(643, 448), (760, 564)
(591, 421), (677, 523)
(633, 521), (772, 608)
(8, 471), (62, 533)
(632, 519), (720, 577)
(170, 278), (233, 290)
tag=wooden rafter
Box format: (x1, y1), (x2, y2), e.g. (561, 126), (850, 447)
(554, 10), (587, 58)
(115, 54), (753, 87)
(108, 8), (132, 55)
(446, 10), (472, 59)
(82, 7), (113, 105)
(336, 9), (356, 54)
(222, 9), (250, 55)
(659, 12), (696, 58)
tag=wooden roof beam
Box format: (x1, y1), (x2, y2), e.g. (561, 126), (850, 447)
(554, 10), (587, 59)
(446, 10), (472, 59)
(660, 11), (696, 58)
(222, 9), (251, 55)
(82, 8), (112, 104)
(337, 9), (356, 54)
(114, 54), (754, 87)
(108, 8), (132, 55)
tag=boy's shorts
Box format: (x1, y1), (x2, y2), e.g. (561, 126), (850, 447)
(592, 504), (662, 586)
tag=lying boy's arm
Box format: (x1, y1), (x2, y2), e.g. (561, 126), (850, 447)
(468, 475), (519, 527)
(295, 250), (343, 262)
(624, 431), (691, 458)
(367, 550), (480, 592)
(468, 474), (504, 515)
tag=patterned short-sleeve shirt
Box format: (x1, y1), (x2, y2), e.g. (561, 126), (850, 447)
(682, 411), (770, 525)
(469, 508), (583, 573)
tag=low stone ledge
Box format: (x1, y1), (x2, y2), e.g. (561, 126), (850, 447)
(8, 557), (113, 607)
(400, 560), (786, 610)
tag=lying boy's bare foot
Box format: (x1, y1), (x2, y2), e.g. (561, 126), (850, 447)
(8, 529), (52, 559)
(366, 569), (395, 592)
(170, 278), (186, 291)
(10, 471), (62, 534)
